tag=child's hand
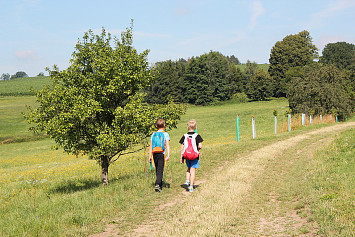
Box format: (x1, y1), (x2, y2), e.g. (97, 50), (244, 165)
(165, 156), (170, 161)
(149, 157), (152, 162)
(180, 157), (184, 164)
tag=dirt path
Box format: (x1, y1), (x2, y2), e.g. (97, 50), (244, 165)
(93, 122), (355, 236)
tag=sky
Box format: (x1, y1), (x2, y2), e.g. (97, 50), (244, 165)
(0, 0), (354, 77)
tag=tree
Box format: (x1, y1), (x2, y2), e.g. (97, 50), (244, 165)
(1, 73), (10, 80)
(183, 51), (233, 105)
(145, 59), (185, 104)
(288, 64), (352, 120)
(320, 42), (355, 70)
(37, 72), (45, 77)
(227, 65), (244, 96)
(246, 69), (272, 101)
(226, 55), (241, 65)
(25, 23), (186, 184)
(11, 71), (28, 79)
(268, 30), (318, 97)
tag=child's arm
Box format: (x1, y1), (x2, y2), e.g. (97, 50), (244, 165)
(198, 143), (202, 150)
(165, 139), (170, 161)
(148, 140), (153, 162)
(180, 144), (184, 164)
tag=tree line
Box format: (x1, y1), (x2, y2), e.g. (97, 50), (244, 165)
(145, 53), (270, 105)
(146, 30), (354, 120)
(0, 71), (45, 80)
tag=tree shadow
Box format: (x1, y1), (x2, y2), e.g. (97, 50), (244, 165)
(49, 174), (136, 194)
(49, 178), (102, 194)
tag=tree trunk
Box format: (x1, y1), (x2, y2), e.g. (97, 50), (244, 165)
(101, 156), (110, 185)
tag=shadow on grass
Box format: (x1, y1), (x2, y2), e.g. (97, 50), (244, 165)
(50, 174), (141, 194)
(180, 183), (200, 192)
(50, 178), (102, 194)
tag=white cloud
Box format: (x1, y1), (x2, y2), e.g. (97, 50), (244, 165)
(14, 50), (37, 60)
(249, 1), (265, 30)
(310, 0), (355, 26)
(175, 7), (190, 16)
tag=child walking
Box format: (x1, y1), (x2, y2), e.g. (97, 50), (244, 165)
(149, 118), (170, 192)
(180, 119), (203, 192)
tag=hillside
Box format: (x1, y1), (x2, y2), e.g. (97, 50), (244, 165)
(236, 63), (269, 73)
(0, 76), (50, 96)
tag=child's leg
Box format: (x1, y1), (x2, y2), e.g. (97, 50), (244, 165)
(154, 153), (165, 187)
(189, 167), (196, 187)
(186, 167), (191, 181)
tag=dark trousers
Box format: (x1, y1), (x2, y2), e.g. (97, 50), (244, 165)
(153, 153), (165, 187)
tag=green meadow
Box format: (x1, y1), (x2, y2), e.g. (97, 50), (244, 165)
(0, 77), (353, 236)
(0, 76), (50, 96)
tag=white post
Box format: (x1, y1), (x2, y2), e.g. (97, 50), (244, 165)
(252, 117), (256, 139)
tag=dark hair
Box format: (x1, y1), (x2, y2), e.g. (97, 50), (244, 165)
(156, 118), (165, 129)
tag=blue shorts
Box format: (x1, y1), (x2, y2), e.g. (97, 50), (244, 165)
(186, 159), (199, 168)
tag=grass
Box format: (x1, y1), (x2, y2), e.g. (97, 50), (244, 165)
(0, 96), (45, 144)
(0, 76), (50, 96)
(0, 94), (353, 236)
(310, 128), (355, 236)
(236, 63), (269, 73)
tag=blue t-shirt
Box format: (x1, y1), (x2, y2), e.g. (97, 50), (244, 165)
(151, 130), (170, 154)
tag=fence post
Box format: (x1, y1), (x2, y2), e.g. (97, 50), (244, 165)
(252, 117), (256, 139)
(302, 113), (305, 126)
(320, 114), (322, 122)
(310, 115), (313, 125)
(236, 115), (240, 142)
(274, 116), (277, 134)
(288, 114), (291, 132)
(336, 116), (338, 123)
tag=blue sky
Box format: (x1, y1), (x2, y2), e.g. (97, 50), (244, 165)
(1, 0), (354, 77)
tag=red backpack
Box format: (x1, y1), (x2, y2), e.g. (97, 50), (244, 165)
(182, 133), (200, 160)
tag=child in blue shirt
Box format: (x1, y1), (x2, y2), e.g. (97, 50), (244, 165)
(149, 118), (170, 192)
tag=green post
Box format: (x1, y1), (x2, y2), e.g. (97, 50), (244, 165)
(288, 114), (291, 132)
(336, 116), (338, 123)
(237, 115), (240, 142)
(274, 116), (277, 134)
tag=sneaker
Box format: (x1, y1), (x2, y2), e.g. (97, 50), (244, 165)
(184, 180), (190, 187)
(154, 185), (162, 192)
(188, 186), (194, 193)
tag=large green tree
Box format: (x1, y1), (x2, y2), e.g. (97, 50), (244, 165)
(145, 59), (185, 104)
(320, 42), (355, 70)
(269, 30), (318, 97)
(183, 51), (235, 105)
(246, 69), (272, 101)
(25, 23), (185, 184)
(288, 64), (352, 120)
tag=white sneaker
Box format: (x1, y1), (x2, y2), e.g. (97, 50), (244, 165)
(189, 186), (194, 192)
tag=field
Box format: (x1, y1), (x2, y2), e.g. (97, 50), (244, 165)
(0, 77), (354, 236)
(236, 63), (269, 73)
(0, 76), (50, 96)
